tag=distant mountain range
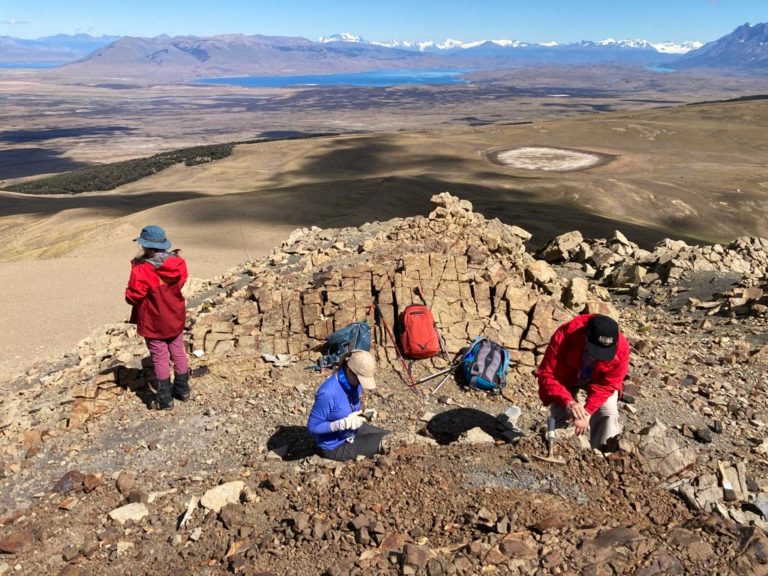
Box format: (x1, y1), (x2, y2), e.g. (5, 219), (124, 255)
(0, 23), (765, 80)
(671, 22), (768, 71)
(318, 32), (701, 55)
(0, 34), (119, 65)
(48, 34), (444, 80)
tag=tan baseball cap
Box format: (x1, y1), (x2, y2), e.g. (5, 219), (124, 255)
(346, 350), (376, 389)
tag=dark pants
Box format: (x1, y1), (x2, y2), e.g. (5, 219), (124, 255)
(319, 423), (389, 462)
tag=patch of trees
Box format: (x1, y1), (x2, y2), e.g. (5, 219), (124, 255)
(3, 143), (234, 195)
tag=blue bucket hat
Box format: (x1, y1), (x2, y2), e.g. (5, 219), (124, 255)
(134, 225), (171, 250)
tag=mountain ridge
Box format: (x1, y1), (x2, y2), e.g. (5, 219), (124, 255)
(4, 25), (765, 77)
(42, 32), (702, 82)
(672, 22), (768, 71)
(0, 31), (708, 73)
(319, 32), (702, 55)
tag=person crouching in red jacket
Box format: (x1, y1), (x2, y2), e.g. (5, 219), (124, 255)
(125, 225), (190, 410)
(537, 314), (629, 450)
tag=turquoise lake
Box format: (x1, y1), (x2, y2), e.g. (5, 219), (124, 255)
(193, 69), (468, 88)
(0, 62), (63, 68)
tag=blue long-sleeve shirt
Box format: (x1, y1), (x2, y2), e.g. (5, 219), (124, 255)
(307, 369), (362, 451)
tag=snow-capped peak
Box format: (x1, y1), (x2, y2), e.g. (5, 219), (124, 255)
(372, 39), (437, 51)
(316, 33), (703, 54)
(650, 40), (703, 54)
(435, 38), (469, 49)
(598, 38), (654, 49)
(318, 32), (365, 44)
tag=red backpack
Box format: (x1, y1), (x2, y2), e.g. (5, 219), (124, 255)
(400, 305), (440, 359)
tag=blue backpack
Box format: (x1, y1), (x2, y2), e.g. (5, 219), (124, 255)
(461, 337), (510, 393)
(316, 321), (371, 369)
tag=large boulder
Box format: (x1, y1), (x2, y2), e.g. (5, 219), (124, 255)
(638, 423), (696, 479)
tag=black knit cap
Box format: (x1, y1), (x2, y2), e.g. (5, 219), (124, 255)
(586, 315), (619, 361)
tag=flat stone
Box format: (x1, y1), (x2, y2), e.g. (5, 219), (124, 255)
(639, 434), (696, 479)
(0, 529), (34, 554)
(403, 543), (430, 570)
(592, 526), (643, 549)
(200, 481), (245, 513)
(378, 533), (407, 552)
(108, 502), (149, 525)
(126, 490), (148, 504)
(695, 485), (723, 509)
(483, 546), (507, 566)
(499, 538), (535, 559)
(58, 496), (78, 511)
(668, 528), (714, 562)
(530, 514), (566, 534)
(219, 503), (246, 530)
(52, 470), (84, 494)
(750, 493), (768, 519)
(79, 537), (99, 558)
(459, 427), (495, 445)
(468, 539), (491, 558)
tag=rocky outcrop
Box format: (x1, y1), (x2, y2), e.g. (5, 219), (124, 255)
(538, 230), (768, 315)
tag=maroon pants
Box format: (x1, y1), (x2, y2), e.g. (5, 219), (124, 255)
(145, 333), (188, 380)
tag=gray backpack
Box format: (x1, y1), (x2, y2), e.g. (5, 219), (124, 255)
(460, 337), (510, 393)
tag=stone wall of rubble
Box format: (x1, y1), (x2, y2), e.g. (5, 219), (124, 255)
(185, 192), (586, 369)
(538, 230), (768, 314)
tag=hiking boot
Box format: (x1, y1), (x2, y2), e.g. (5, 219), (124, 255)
(172, 371), (191, 401)
(151, 378), (174, 410)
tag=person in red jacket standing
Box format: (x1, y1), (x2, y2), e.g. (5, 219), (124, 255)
(125, 225), (190, 410)
(537, 314), (629, 450)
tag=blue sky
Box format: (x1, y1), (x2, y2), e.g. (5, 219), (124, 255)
(1, 0), (767, 43)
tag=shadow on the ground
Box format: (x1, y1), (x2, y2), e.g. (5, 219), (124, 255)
(183, 174), (706, 250)
(2, 134), (731, 248)
(127, 357), (157, 409)
(267, 425), (317, 461)
(0, 148), (92, 179)
(0, 189), (207, 218)
(427, 407), (503, 445)
(0, 126), (135, 144)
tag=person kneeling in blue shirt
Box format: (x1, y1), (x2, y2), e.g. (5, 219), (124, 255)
(307, 350), (389, 461)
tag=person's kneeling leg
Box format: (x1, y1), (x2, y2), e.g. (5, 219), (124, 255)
(351, 423), (390, 458)
(589, 391), (621, 449)
(319, 424), (390, 462)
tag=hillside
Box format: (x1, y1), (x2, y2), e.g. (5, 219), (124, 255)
(50, 35), (444, 82)
(0, 34), (117, 65)
(0, 194), (767, 575)
(673, 22), (768, 72)
(2, 97), (768, 382)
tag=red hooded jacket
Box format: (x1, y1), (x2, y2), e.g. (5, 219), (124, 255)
(537, 314), (629, 414)
(125, 252), (188, 339)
